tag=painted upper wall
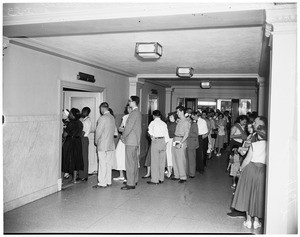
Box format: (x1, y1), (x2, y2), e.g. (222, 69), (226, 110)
(3, 42), (129, 116)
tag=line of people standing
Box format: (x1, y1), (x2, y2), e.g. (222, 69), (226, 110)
(62, 107), (92, 183)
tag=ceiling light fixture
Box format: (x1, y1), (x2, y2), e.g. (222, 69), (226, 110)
(135, 42), (162, 59)
(176, 67), (194, 78)
(200, 81), (211, 89)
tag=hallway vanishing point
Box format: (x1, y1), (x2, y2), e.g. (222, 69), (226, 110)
(4, 151), (263, 234)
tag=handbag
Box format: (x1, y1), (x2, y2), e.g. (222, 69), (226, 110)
(211, 128), (218, 139)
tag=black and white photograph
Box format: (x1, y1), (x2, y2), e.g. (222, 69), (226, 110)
(2, 1), (298, 234)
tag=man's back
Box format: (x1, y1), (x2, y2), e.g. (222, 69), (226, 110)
(95, 112), (115, 151)
(123, 108), (142, 146)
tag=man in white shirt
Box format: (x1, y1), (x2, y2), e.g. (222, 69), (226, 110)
(78, 107), (92, 181)
(192, 111), (209, 174)
(147, 110), (170, 185)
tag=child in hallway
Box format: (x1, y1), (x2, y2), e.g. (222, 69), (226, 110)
(227, 148), (241, 189)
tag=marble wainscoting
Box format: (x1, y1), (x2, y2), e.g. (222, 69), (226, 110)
(3, 115), (60, 212)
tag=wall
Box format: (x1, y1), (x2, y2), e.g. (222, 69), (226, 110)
(171, 86), (258, 113)
(3, 42), (129, 212)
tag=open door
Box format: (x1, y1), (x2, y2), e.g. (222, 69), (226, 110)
(63, 91), (102, 181)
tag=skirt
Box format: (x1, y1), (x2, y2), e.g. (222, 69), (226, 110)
(112, 139), (126, 171)
(62, 137), (84, 173)
(215, 134), (226, 149)
(166, 138), (173, 166)
(231, 162), (266, 218)
(144, 145), (151, 167)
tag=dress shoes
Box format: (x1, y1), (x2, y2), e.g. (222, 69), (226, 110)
(113, 177), (125, 181)
(147, 181), (159, 185)
(171, 177), (180, 181)
(179, 179), (187, 183)
(159, 180), (164, 184)
(142, 175), (151, 179)
(81, 178), (88, 181)
(123, 181), (137, 185)
(92, 184), (107, 189)
(121, 185), (135, 190)
(189, 176), (195, 178)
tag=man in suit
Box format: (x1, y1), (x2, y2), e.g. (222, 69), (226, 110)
(120, 96), (142, 190)
(93, 102), (116, 188)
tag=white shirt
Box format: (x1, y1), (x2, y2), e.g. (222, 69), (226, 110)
(251, 140), (267, 164)
(81, 116), (92, 137)
(197, 117), (208, 135)
(148, 117), (170, 143)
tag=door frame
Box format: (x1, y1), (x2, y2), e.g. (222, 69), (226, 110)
(58, 80), (105, 191)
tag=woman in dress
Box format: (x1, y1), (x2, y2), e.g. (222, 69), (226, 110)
(215, 113), (227, 156)
(231, 123), (268, 229)
(62, 108), (84, 183)
(112, 105), (132, 181)
(166, 112), (178, 178)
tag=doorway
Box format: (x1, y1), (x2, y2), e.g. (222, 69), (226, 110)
(59, 81), (104, 190)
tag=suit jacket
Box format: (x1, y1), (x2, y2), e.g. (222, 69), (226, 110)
(122, 107), (142, 146)
(187, 122), (199, 149)
(95, 112), (116, 151)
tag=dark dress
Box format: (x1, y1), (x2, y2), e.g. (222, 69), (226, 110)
(62, 120), (84, 173)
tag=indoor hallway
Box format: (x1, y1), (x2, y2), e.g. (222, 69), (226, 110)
(4, 151), (263, 234)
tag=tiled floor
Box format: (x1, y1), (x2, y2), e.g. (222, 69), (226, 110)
(4, 151), (263, 234)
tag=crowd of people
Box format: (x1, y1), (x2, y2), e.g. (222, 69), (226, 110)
(61, 96), (268, 230)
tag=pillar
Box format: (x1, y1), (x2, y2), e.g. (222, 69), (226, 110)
(264, 6), (297, 234)
(165, 87), (173, 117)
(257, 77), (268, 116)
(129, 77), (144, 111)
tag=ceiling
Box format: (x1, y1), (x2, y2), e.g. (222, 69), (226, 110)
(3, 2), (290, 88)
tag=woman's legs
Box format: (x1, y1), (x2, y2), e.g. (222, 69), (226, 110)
(243, 212), (252, 228)
(167, 166), (172, 178)
(113, 170), (126, 181)
(73, 170), (78, 183)
(231, 176), (236, 188)
(119, 170), (124, 178)
(142, 166), (151, 178)
(253, 216), (262, 229)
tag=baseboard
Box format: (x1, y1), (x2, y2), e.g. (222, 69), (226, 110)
(4, 184), (58, 213)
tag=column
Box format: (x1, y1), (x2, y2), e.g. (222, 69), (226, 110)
(165, 87), (173, 117)
(257, 77), (267, 116)
(3, 37), (10, 56)
(129, 77), (144, 110)
(264, 7), (297, 234)
(129, 77), (139, 96)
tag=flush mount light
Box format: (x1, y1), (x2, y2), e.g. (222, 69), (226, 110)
(176, 67), (194, 78)
(135, 42), (162, 59)
(200, 81), (211, 89)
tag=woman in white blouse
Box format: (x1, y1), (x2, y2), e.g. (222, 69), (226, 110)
(231, 121), (267, 230)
